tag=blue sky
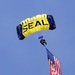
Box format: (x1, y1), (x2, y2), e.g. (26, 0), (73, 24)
(0, 0), (75, 75)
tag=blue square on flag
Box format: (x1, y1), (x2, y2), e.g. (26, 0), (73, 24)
(46, 48), (55, 64)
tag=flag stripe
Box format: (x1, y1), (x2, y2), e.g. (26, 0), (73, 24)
(46, 48), (62, 75)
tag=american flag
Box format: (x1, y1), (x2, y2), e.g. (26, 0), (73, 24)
(46, 48), (62, 75)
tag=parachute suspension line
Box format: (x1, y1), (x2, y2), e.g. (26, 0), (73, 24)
(34, 31), (44, 40)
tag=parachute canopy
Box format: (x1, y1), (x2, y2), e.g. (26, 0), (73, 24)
(16, 14), (56, 40)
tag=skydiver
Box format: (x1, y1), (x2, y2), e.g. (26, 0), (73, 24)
(40, 38), (47, 46)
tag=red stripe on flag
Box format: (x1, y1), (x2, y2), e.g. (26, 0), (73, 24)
(50, 57), (62, 75)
